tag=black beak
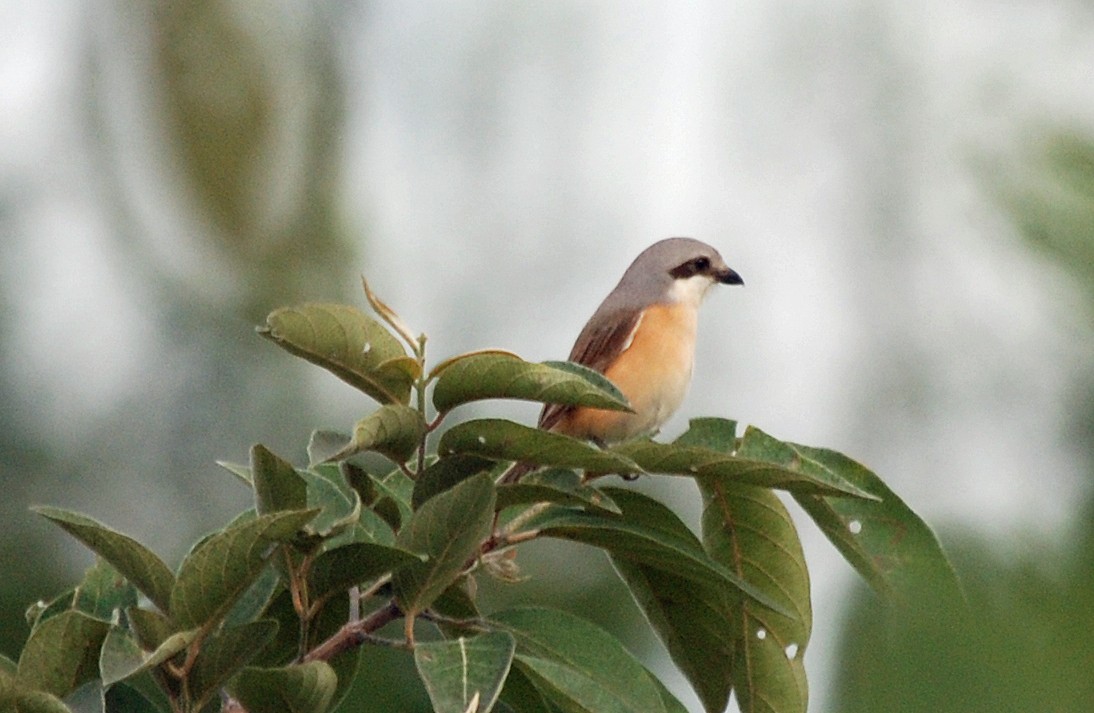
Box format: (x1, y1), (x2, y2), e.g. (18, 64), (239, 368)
(716, 267), (744, 286)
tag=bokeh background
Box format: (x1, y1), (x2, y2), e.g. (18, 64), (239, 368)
(2, 2), (1092, 711)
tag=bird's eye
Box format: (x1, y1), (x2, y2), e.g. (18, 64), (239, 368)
(669, 255), (713, 279)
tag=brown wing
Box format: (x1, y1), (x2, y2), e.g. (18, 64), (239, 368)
(538, 308), (643, 432)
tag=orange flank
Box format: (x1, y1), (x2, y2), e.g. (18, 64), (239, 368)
(554, 302), (698, 443)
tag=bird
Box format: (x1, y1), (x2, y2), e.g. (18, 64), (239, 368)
(504, 237), (742, 482)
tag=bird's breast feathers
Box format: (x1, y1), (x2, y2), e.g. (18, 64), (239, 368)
(582, 302), (698, 440)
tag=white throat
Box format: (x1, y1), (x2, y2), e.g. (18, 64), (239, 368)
(666, 274), (715, 308)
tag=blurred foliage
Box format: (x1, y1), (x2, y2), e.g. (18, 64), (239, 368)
(832, 532), (1094, 712)
(2, 296), (959, 713)
(999, 132), (1094, 299)
(148, 1), (353, 318)
(830, 131), (1094, 711)
(1, 1), (353, 667)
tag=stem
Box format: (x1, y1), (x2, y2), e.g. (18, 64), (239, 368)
(415, 333), (429, 476)
(425, 410), (449, 433)
(303, 600), (403, 663)
(492, 528), (541, 550)
(500, 501), (552, 536)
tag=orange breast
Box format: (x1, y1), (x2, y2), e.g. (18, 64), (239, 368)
(555, 303), (698, 443)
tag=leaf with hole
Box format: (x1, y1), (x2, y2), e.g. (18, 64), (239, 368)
(700, 481), (810, 713)
(259, 303), (415, 404)
(683, 417), (811, 713)
(789, 444), (963, 605)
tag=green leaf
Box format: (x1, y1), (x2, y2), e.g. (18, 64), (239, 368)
(393, 473), (496, 619)
(126, 607), (173, 652)
(496, 664), (552, 713)
(98, 625), (179, 695)
(251, 444), (308, 514)
(24, 591), (71, 629)
(649, 672), (690, 713)
(489, 607), (666, 713)
(99, 627), (199, 709)
(1, 686), (72, 713)
(342, 507), (398, 548)
(684, 418), (810, 713)
(701, 482), (810, 713)
(98, 625), (176, 713)
(229, 661), (338, 713)
(439, 420), (642, 474)
(414, 632), (516, 713)
(790, 444), (964, 604)
(305, 591), (362, 710)
(138, 629), (199, 673)
(368, 468), (415, 528)
(217, 460), (254, 487)
(675, 417), (738, 449)
(259, 303), (415, 404)
(188, 620), (279, 710)
(413, 455), (497, 511)
(99, 626), (198, 694)
(496, 469), (621, 515)
(431, 353), (632, 414)
(17, 610), (110, 698)
(309, 543), (423, 602)
(429, 581), (482, 636)
(324, 404), (425, 464)
(103, 680), (171, 713)
(308, 430), (352, 467)
(738, 427), (881, 499)
(540, 361), (630, 408)
(610, 560), (735, 713)
(524, 489), (786, 614)
(377, 466), (416, 504)
(299, 469), (361, 539)
(33, 507), (175, 613)
(224, 563), (283, 628)
(73, 559), (138, 621)
(99, 626), (150, 688)
(362, 276), (420, 352)
(170, 509), (318, 630)
(609, 432), (877, 500)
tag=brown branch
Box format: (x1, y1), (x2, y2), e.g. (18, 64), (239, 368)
(302, 599), (402, 663)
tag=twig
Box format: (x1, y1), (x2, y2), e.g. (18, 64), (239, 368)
(302, 600), (402, 663)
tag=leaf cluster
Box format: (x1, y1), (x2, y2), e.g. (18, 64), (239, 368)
(3, 286), (961, 713)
